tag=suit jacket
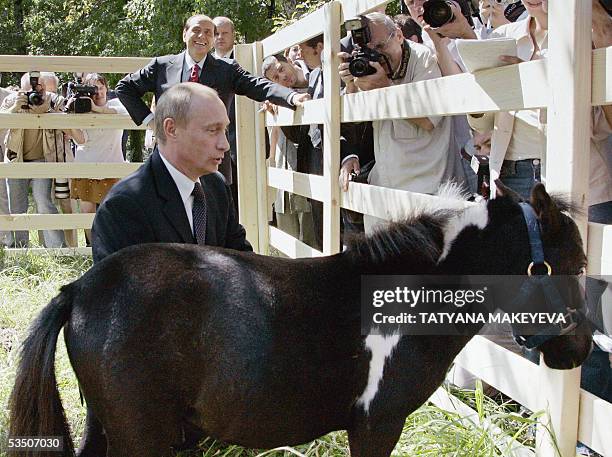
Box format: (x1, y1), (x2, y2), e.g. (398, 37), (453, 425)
(92, 149), (252, 263)
(116, 51), (295, 126)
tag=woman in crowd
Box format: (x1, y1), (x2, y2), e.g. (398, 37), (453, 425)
(70, 73), (128, 242)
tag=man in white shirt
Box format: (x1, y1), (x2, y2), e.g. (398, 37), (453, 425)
(338, 12), (452, 232)
(213, 16), (236, 59)
(92, 83), (252, 263)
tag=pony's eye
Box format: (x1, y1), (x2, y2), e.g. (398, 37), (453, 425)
(577, 266), (586, 277)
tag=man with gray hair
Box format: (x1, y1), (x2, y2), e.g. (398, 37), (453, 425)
(338, 12), (452, 233)
(92, 82), (252, 263)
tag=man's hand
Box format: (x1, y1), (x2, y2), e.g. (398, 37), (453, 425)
(338, 52), (359, 94)
(479, 0), (510, 29)
(354, 62), (391, 91)
(292, 92), (311, 107)
(8, 92), (28, 113)
(339, 157), (360, 192)
(425, 2), (476, 39)
(259, 100), (278, 115)
(421, 24), (452, 49)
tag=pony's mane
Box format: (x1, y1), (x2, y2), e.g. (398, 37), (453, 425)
(549, 193), (583, 216)
(345, 210), (456, 264)
(345, 183), (469, 264)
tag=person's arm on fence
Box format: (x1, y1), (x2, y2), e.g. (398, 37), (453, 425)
(230, 60), (306, 110)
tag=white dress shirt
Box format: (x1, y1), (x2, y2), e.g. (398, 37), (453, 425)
(182, 53), (207, 82)
(159, 151), (198, 234)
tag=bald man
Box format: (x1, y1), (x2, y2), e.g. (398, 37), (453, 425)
(92, 83), (252, 263)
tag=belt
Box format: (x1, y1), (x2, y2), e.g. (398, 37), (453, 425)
(503, 158), (541, 166)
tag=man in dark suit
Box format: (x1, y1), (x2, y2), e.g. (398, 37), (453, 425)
(92, 83), (252, 263)
(116, 14), (310, 185)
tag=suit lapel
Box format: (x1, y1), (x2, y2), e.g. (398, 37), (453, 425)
(168, 52), (185, 84)
(199, 53), (219, 89)
(151, 149), (194, 243)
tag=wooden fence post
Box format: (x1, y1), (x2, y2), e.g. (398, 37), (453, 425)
(234, 43), (261, 253)
(537, 1), (592, 456)
(322, 1), (342, 255)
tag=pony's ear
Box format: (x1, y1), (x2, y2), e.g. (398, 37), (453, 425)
(494, 179), (524, 201)
(530, 183), (561, 234)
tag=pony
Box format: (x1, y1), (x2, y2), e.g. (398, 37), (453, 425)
(9, 183), (592, 457)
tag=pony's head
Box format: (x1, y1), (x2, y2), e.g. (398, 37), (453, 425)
(492, 182), (592, 369)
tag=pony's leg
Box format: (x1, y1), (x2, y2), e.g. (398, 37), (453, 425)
(101, 397), (184, 457)
(347, 417), (405, 457)
(76, 406), (107, 457)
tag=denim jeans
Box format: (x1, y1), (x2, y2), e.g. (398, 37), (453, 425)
(7, 161), (65, 248)
(500, 159), (541, 200)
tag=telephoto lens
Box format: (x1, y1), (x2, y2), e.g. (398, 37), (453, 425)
(423, 0), (454, 28)
(54, 178), (70, 199)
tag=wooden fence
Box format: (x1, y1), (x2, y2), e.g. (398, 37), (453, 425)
(0, 0), (611, 455)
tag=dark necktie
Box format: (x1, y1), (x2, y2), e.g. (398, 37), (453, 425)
(192, 182), (207, 244)
(189, 64), (200, 82)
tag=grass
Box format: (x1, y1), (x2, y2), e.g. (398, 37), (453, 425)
(0, 248), (545, 456)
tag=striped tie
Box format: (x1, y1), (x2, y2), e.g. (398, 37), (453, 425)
(189, 64), (200, 82)
(192, 182), (207, 244)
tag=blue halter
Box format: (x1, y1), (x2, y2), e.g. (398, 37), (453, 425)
(512, 203), (583, 349)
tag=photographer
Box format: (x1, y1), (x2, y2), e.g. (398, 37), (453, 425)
(338, 12), (451, 232)
(0, 82), (14, 246)
(0, 72), (84, 248)
(70, 73), (128, 243)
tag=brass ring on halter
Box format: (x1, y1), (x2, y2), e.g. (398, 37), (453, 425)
(527, 261), (552, 276)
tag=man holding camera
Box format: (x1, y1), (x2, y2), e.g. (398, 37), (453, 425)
(338, 12), (451, 232)
(0, 72), (84, 248)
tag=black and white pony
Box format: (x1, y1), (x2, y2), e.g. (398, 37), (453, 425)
(9, 183), (592, 457)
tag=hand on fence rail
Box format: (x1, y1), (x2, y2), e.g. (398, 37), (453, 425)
(339, 157), (360, 192)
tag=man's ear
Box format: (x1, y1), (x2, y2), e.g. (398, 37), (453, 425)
(316, 42), (324, 54)
(530, 183), (562, 235)
(163, 118), (177, 141)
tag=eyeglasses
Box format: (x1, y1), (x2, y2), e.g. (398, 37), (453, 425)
(369, 31), (395, 52)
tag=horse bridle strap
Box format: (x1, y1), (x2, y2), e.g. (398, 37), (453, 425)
(513, 203), (583, 349)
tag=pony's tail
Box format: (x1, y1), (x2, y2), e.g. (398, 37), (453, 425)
(8, 284), (76, 457)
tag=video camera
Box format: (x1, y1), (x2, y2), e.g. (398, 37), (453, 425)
(22, 71), (45, 109)
(422, 0), (474, 28)
(65, 76), (98, 113)
(345, 16), (385, 78)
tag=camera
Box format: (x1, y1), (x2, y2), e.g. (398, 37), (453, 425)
(486, 0), (525, 22)
(345, 16), (385, 77)
(22, 71), (45, 109)
(65, 78), (98, 113)
(423, 0), (474, 28)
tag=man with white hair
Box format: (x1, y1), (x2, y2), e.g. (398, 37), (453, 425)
(92, 83), (252, 263)
(338, 12), (451, 232)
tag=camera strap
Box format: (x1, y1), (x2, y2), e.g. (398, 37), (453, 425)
(391, 41), (411, 81)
